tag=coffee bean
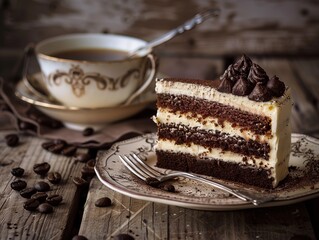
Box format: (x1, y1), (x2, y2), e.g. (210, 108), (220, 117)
(47, 172), (62, 184)
(53, 139), (67, 146)
(11, 180), (27, 191)
(146, 177), (161, 187)
(34, 181), (51, 192)
(5, 134), (19, 147)
(72, 235), (88, 240)
(74, 153), (91, 163)
(81, 166), (95, 179)
(161, 184), (175, 193)
(31, 192), (48, 203)
(11, 167), (24, 177)
(72, 177), (88, 187)
(61, 145), (77, 156)
(114, 233), (135, 240)
(24, 199), (39, 211)
(33, 162), (50, 175)
(38, 203), (53, 214)
(41, 141), (55, 150)
(82, 127), (94, 136)
(46, 194), (62, 206)
(95, 197), (112, 207)
(20, 187), (37, 198)
(85, 159), (95, 168)
(48, 143), (65, 154)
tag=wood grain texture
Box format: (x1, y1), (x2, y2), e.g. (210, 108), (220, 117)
(1, 0), (319, 56)
(0, 131), (86, 240)
(79, 179), (316, 240)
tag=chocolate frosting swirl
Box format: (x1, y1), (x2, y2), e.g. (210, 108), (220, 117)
(220, 64), (239, 82)
(248, 82), (272, 102)
(233, 54), (252, 78)
(232, 76), (253, 96)
(217, 77), (234, 93)
(217, 55), (286, 101)
(267, 75), (285, 97)
(248, 63), (269, 84)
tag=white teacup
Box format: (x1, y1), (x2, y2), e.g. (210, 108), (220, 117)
(35, 33), (157, 108)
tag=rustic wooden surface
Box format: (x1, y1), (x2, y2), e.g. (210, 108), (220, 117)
(0, 57), (318, 240)
(1, 0), (319, 61)
(0, 134), (86, 239)
(0, 1), (319, 239)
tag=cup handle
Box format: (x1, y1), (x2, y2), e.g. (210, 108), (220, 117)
(123, 53), (157, 105)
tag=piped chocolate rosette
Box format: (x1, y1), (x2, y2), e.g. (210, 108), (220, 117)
(217, 55), (286, 102)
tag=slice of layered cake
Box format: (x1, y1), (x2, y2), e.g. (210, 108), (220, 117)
(154, 55), (292, 188)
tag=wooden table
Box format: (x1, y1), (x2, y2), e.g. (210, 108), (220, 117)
(1, 1), (319, 239)
(0, 56), (319, 240)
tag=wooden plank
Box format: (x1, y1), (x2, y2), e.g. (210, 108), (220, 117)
(0, 131), (86, 240)
(2, 0), (319, 56)
(80, 178), (316, 239)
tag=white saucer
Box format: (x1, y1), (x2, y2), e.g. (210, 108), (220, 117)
(15, 73), (157, 131)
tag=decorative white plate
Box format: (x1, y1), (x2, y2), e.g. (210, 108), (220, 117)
(15, 73), (157, 130)
(95, 133), (319, 210)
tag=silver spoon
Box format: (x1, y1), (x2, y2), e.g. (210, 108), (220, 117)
(128, 8), (220, 57)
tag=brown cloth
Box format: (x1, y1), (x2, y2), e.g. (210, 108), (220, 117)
(0, 77), (156, 148)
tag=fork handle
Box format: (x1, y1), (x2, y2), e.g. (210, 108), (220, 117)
(163, 172), (271, 205)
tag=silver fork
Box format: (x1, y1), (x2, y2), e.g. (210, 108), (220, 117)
(119, 153), (276, 206)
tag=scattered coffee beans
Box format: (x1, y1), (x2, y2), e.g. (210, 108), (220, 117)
(34, 181), (51, 192)
(11, 179), (27, 191)
(20, 187), (37, 198)
(95, 197), (112, 207)
(5, 133), (19, 147)
(82, 127), (94, 136)
(53, 139), (67, 146)
(161, 184), (175, 193)
(48, 143), (65, 154)
(31, 192), (48, 203)
(41, 141), (55, 150)
(38, 203), (53, 214)
(24, 199), (39, 211)
(46, 194), (63, 206)
(81, 166), (95, 179)
(61, 145), (77, 156)
(85, 159), (95, 168)
(47, 172), (62, 184)
(11, 167), (24, 177)
(33, 162), (51, 175)
(73, 177), (88, 187)
(146, 177), (161, 187)
(114, 233), (135, 240)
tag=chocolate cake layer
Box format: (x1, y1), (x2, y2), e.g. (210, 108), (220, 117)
(157, 94), (271, 135)
(158, 123), (270, 159)
(156, 150), (274, 189)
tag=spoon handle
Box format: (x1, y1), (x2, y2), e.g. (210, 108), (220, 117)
(130, 9), (220, 57)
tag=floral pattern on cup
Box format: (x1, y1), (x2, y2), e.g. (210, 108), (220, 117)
(48, 65), (141, 98)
